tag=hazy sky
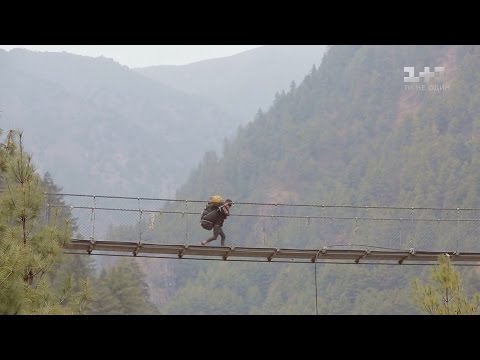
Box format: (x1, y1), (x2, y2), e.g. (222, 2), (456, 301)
(0, 45), (263, 68)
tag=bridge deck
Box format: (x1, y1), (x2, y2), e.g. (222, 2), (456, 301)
(64, 240), (480, 264)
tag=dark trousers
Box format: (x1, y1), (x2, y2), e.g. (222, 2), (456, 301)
(204, 225), (226, 246)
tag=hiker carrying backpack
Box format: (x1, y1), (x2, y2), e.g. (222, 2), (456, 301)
(200, 195), (234, 246)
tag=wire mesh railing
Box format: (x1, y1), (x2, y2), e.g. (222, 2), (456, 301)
(45, 193), (480, 253)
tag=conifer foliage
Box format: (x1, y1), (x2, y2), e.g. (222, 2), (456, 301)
(89, 259), (159, 315)
(412, 255), (480, 315)
(0, 130), (91, 314)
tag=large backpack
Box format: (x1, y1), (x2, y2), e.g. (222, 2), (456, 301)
(200, 205), (220, 230)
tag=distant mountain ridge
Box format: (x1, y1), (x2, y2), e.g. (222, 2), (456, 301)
(135, 45), (327, 124)
(0, 48), (233, 197)
(1, 46), (327, 198)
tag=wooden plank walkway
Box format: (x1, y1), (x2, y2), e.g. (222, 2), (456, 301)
(64, 239), (480, 265)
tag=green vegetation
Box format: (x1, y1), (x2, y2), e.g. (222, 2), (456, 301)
(89, 259), (159, 315)
(0, 130), (91, 314)
(154, 45), (480, 314)
(4, 45), (480, 314)
(412, 255), (480, 315)
(0, 129), (159, 314)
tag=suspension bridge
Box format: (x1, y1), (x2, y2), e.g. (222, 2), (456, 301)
(46, 193), (480, 266)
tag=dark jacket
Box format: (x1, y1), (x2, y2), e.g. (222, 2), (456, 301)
(202, 203), (230, 227)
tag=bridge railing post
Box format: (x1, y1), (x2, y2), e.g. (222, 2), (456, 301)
(408, 207), (415, 251)
(184, 200), (189, 245)
(90, 195), (96, 241)
(138, 198), (143, 245)
(456, 208), (460, 253)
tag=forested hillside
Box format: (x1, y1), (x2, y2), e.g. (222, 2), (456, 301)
(4, 45), (480, 314)
(150, 45), (480, 314)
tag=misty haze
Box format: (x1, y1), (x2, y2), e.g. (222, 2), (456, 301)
(1, 45), (480, 315)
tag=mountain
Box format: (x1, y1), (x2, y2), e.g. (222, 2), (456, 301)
(0, 49), (233, 197)
(177, 45), (480, 209)
(0, 46), (327, 199)
(135, 45), (327, 124)
(150, 45), (480, 314)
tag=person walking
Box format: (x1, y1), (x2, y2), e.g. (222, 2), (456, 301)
(200, 197), (234, 246)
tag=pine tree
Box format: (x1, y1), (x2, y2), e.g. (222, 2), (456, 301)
(89, 258), (159, 314)
(412, 255), (480, 315)
(0, 130), (92, 314)
(289, 80), (296, 93)
(43, 172), (78, 233)
(0, 129), (5, 175)
(43, 171), (96, 299)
